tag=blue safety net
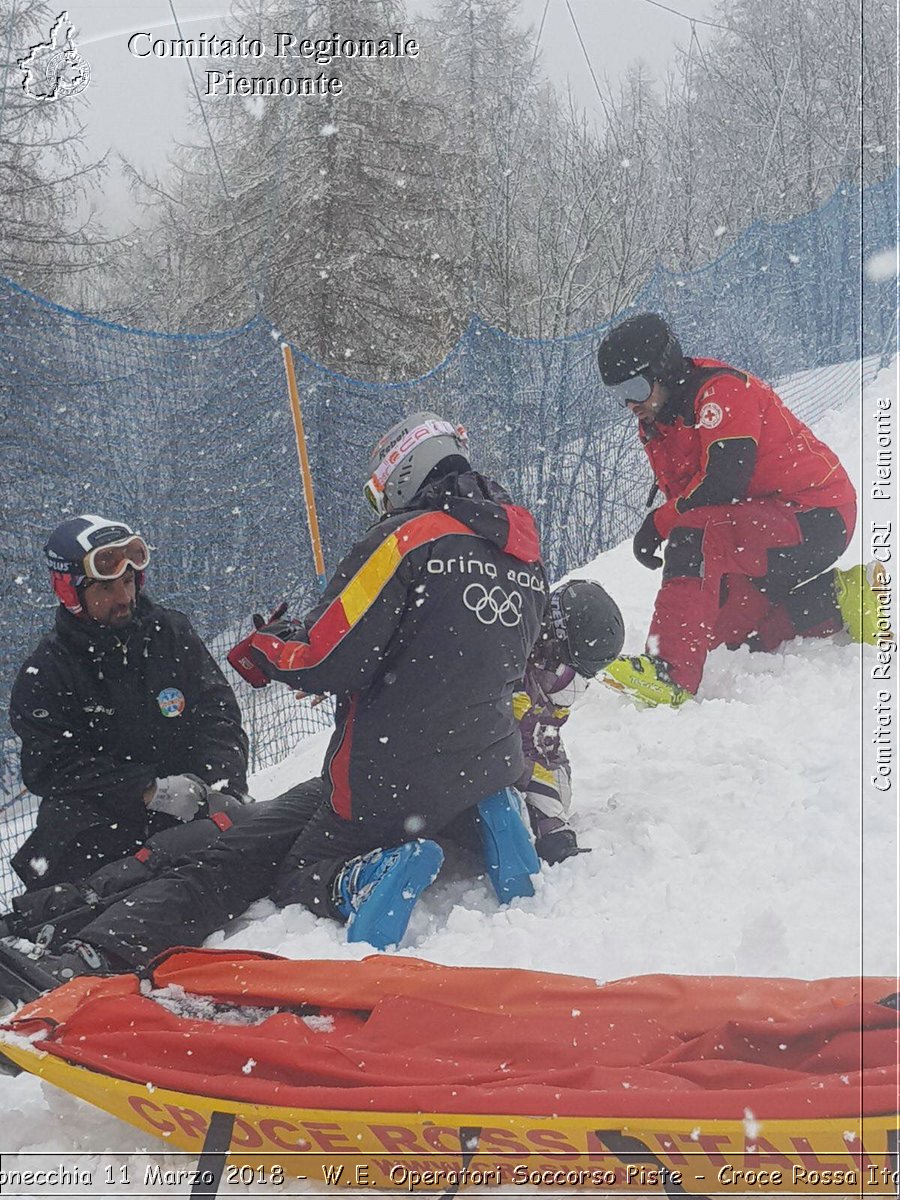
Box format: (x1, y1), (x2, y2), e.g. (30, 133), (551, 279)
(0, 171), (896, 905)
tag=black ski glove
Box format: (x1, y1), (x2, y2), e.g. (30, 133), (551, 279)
(256, 616), (306, 643)
(253, 602), (306, 643)
(633, 511), (664, 570)
(252, 600), (287, 632)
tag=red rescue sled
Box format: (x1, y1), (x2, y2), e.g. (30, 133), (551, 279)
(0, 949), (897, 1194)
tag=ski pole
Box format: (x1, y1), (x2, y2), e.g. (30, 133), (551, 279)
(281, 343), (327, 592)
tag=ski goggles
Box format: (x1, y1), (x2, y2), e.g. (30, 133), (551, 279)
(363, 477), (386, 517)
(363, 420), (468, 517)
(605, 373), (653, 408)
(83, 535), (150, 581)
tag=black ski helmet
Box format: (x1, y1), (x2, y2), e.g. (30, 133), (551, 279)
(44, 514), (148, 616)
(546, 579), (625, 678)
(597, 313), (685, 388)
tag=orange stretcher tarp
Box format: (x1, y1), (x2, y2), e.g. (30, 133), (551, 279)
(4, 949), (898, 1122)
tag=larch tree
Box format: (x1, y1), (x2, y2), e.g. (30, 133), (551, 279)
(0, 0), (107, 297)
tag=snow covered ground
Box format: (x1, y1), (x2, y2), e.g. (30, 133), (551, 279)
(1, 357), (897, 1194)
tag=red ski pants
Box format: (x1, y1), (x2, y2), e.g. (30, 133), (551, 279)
(648, 499), (855, 694)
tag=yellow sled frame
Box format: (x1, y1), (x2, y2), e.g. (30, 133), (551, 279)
(2, 1039), (898, 1195)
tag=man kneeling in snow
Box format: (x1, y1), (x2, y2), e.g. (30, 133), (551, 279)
(597, 313), (882, 708)
(1, 413), (547, 988)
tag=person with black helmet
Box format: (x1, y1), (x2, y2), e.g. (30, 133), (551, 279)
(7, 515), (250, 892)
(516, 579), (624, 864)
(596, 314), (875, 706)
(0, 416), (546, 989)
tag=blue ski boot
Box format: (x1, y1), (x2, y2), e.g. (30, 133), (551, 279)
(476, 788), (540, 903)
(332, 840), (444, 950)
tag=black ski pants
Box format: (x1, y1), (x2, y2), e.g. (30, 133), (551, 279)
(14, 808), (181, 892)
(6, 814), (240, 948)
(80, 778), (435, 969)
(751, 506), (850, 628)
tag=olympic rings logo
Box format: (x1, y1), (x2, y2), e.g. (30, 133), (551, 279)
(463, 582), (523, 626)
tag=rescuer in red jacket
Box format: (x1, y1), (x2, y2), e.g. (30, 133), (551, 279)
(597, 313), (881, 706)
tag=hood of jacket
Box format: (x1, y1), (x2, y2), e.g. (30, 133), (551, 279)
(406, 470), (542, 565)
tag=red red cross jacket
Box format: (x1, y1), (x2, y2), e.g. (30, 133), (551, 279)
(640, 358), (856, 539)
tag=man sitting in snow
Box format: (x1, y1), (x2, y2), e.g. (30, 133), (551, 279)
(7, 515), (249, 893)
(0, 414), (546, 989)
(597, 314), (882, 707)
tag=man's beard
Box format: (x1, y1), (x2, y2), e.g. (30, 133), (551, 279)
(105, 601), (136, 628)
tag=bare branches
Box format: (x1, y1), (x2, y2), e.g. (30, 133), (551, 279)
(89, 0), (891, 370)
(0, 1), (108, 296)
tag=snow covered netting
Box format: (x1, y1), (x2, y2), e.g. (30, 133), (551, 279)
(638, 179), (898, 385)
(0, 170), (896, 878)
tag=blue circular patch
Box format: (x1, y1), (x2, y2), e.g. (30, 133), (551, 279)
(157, 687), (186, 718)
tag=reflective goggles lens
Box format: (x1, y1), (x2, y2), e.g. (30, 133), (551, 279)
(606, 374), (653, 408)
(84, 535), (150, 581)
(363, 478), (385, 517)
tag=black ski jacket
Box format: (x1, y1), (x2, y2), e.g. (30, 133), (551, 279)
(250, 472), (547, 832)
(9, 594), (248, 883)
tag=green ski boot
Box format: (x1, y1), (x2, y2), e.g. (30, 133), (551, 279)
(834, 561), (890, 645)
(602, 655), (692, 708)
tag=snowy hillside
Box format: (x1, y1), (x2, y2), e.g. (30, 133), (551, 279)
(1, 357), (896, 1190)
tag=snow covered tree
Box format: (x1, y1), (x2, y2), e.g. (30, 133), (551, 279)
(413, 0), (565, 335)
(653, 0), (896, 263)
(0, 0), (106, 296)
(860, 0), (897, 183)
(100, 0), (895, 365)
(113, 0), (581, 365)
(111, 0), (459, 378)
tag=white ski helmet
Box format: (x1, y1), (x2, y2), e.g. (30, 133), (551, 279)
(364, 412), (470, 516)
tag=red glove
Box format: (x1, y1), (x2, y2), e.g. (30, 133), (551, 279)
(227, 602), (288, 688)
